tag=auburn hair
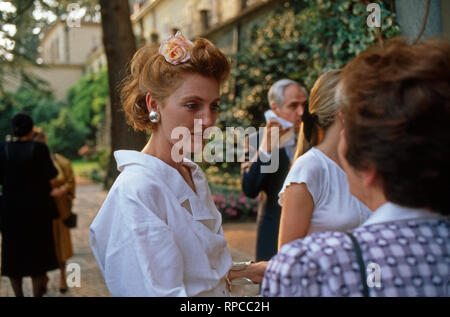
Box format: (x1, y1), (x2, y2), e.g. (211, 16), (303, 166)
(120, 38), (230, 131)
(338, 37), (450, 215)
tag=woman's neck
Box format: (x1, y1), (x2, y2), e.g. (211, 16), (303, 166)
(315, 121), (343, 168)
(141, 131), (184, 171)
(142, 131), (197, 194)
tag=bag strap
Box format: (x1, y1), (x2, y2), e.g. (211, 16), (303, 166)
(29, 141), (35, 159)
(345, 232), (370, 297)
(4, 141), (35, 161)
(4, 142), (9, 161)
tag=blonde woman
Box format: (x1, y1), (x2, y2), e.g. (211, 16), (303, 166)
(277, 69), (371, 248)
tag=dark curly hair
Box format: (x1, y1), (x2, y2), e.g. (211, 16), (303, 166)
(338, 37), (450, 215)
(11, 113), (34, 137)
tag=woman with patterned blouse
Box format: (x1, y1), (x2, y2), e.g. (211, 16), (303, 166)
(262, 38), (450, 297)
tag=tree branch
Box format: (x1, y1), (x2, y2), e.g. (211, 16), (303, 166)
(413, 0), (431, 44)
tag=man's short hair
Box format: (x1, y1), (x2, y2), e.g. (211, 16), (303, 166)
(268, 79), (307, 108)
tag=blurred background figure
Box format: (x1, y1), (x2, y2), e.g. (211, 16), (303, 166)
(241, 79), (307, 261)
(0, 113), (59, 297)
(33, 127), (75, 294)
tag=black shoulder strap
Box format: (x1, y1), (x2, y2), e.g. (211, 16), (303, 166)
(3, 141), (36, 161)
(345, 232), (370, 297)
(29, 141), (35, 159)
(4, 142), (9, 161)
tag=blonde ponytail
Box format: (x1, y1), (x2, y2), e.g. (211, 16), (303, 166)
(293, 69), (342, 161)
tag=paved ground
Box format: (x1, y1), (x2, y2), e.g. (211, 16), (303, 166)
(0, 177), (258, 297)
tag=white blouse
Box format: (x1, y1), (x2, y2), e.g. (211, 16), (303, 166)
(362, 201), (444, 227)
(279, 147), (372, 235)
(89, 150), (232, 297)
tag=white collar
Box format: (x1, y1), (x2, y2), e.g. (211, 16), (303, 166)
(114, 150), (220, 225)
(362, 201), (444, 227)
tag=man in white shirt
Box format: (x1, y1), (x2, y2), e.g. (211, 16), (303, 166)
(241, 79), (307, 261)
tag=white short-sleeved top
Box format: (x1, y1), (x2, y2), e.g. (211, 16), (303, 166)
(89, 150), (232, 297)
(278, 147), (372, 235)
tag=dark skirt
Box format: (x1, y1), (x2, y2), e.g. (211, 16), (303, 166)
(0, 140), (60, 277)
(1, 208), (59, 278)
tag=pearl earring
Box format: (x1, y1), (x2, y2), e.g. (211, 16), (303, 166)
(149, 110), (160, 123)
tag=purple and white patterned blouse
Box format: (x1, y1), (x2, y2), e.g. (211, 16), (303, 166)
(261, 202), (450, 297)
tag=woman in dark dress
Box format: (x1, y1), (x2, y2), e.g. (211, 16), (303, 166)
(0, 113), (59, 297)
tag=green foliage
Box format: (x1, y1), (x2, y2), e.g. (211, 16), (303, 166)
(210, 0), (400, 180)
(0, 1), (106, 160)
(0, 86), (62, 141)
(219, 0), (401, 129)
(71, 147), (110, 184)
(88, 146), (110, 184)
(0, 68), (108, 159)
(11, 86), (61, 123)
(0, 92), (15, 141)
(72, 160), (100, 177)
(67, 68), (109, 140)
(0, 85), (88, 159)
(40, 107), (89, 158)
(92, 146), (111, 171)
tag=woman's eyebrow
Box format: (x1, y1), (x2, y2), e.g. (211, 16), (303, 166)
(181, 96), (221, 103)
(182, 95), (203, 101)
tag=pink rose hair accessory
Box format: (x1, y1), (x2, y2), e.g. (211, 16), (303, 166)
(159, 31), (194, 65)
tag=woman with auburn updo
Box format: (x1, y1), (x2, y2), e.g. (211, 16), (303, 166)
(262, 38), (450, 297)
(90, 32), (267, 297)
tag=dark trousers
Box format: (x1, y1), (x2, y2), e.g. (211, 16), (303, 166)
(255, 200), (281, 262)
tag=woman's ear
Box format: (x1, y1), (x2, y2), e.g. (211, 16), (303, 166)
(145, 92), (158, 113)
(361, 165), (378, 188)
